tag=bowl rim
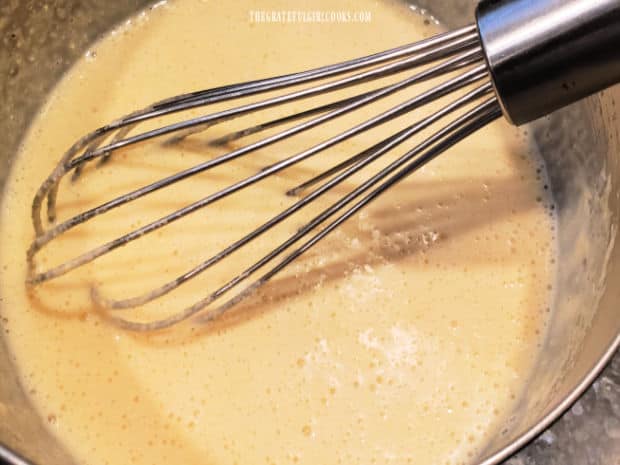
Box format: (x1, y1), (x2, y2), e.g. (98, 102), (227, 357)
(0, 334), (618, 465)
(480, 333), (620, 465)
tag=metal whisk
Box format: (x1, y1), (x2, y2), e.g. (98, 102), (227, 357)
(27, 0), (620, 331)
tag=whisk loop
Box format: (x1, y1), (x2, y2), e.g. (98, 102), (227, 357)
(27, 24), (503, 330)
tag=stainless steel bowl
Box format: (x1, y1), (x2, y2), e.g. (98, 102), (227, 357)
(0, 0), (619, 464)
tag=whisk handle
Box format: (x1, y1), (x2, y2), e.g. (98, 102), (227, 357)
(476, 0), (620, 125)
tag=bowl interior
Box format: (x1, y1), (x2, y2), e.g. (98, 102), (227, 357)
(0, 1), (619, 464)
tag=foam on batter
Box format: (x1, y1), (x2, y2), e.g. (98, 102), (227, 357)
(0, 1), (556, 464)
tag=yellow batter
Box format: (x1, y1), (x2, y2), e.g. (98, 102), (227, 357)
(0, 1), (556, 464)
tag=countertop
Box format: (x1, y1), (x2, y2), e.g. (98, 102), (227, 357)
(506, 350), (619, 465)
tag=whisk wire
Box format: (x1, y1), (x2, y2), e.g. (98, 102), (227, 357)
(28, 55), (486, 283)
(140, 25), (479, 120)
(71, 40), (482, 170)
(31, 25), (478, 232)
(94, 82), (495, 311)
(102, 96), (501, 331)
(26, 24), (506, 331)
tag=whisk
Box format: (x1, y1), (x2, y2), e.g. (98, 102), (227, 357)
(27, 0), (620, 331)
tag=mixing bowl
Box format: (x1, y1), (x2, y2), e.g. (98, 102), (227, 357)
(0, 0), (619, 464)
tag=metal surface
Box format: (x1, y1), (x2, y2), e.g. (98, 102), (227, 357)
(27, 40), (497, 330)
(0, 0), (619, 464)
(508, 350), (620, 465)
(24, 0), (620, 331)
(476, 0), (620, 125)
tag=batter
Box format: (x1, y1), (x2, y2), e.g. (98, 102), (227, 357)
(0, 1), (556, 464)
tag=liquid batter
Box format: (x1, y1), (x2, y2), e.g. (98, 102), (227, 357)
(0, 1), (556, 464)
